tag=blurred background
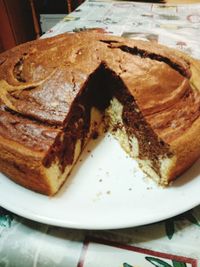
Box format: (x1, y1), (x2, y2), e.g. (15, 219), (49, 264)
(1, 0), (198, 53)
(0, 0), (85, 52)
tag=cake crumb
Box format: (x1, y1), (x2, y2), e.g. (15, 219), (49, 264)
(147, 187), (152, 190)
(91, 131), (99, 140)
(106, 190), (111, 195)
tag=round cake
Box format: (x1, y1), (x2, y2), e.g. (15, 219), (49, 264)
(0, 32), (199, 195)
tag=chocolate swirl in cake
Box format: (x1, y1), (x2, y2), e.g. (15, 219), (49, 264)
(0, 32), (199, 195)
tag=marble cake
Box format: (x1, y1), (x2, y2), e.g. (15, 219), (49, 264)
(0, 32), (199, 195)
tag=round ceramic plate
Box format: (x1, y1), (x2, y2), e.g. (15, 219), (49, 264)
(0, 133), (199, 230)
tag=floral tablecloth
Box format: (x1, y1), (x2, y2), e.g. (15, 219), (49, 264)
(0, 1), (200, 266)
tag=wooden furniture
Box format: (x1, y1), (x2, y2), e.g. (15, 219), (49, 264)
(0, 0), (36, 52)
(66, 0), (85, 13)
(29, 0), (41, 39)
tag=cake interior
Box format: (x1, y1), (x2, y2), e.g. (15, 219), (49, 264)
(42, 62), (175, 194)
(0, 33), (200, 196)
(104, 68), (175, 186)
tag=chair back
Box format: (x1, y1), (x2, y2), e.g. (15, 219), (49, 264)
(66, 0), (85, 13)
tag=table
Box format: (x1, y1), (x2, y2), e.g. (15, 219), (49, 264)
(0, 1), (200, 266)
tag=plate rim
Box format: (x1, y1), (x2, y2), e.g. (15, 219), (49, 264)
(0, 196), (199, 230)
(0, 136), (200, 230)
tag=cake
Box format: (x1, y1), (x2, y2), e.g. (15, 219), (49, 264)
(0, 32), (199, 195)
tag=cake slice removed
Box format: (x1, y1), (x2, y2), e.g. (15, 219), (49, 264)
(0, 32), (200, 195)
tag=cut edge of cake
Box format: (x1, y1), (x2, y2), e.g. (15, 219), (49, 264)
(0, 106), (103, 195)
(43, 107), (103, 195)
(0, 33), (200, 195)
(105, 97), (175, 186)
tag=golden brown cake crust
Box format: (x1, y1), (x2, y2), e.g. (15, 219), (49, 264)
(0, 31), (199, 194)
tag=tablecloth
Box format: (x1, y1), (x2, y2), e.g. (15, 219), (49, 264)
(0, 1), (200, 266)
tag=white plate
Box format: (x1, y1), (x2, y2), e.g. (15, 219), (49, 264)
(0, 133), (199, 230)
